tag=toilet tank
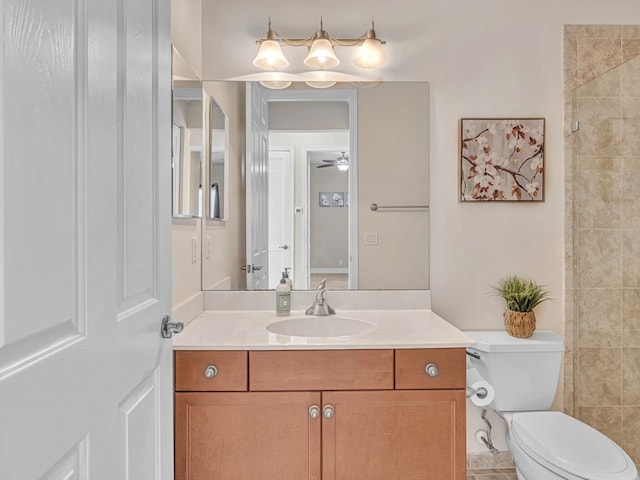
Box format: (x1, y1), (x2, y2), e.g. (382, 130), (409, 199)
(465, 330), (565, 412)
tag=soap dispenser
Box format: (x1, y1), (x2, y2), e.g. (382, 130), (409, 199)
(283, 267), (293, 288)
(276, 273), (291, 316)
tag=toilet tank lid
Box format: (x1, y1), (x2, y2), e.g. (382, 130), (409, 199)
(464, 330), (565, 353)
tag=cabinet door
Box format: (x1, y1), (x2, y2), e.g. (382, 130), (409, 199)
(176, 392), (321, 480)
(322, 390), (466, 480)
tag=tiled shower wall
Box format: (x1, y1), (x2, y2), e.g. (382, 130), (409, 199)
(565, 25), (640, 468)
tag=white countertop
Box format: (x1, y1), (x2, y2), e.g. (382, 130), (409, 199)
(173, 309), (475, 350)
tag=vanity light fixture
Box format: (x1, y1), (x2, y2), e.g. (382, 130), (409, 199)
(252, 17), (387, 88)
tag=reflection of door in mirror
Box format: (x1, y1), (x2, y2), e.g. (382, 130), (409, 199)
(245, 82), (270, 290)
(266, 89), (357, 291)
(268, 149), (294, 289)
(172, 87), (203, 218)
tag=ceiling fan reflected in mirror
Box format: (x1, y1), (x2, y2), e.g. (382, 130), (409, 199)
(317, 152), (349, 171)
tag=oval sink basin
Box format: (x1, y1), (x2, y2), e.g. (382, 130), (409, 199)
(266, 316), (376, 338)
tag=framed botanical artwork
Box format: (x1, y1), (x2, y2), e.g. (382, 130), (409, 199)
(459, 118), (545, 202)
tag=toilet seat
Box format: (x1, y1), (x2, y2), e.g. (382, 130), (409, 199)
(510, 411), (637, 480)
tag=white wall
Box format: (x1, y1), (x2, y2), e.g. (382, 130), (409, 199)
(202, 81), (246, 290)
(172, 218), (202, 307)
(171, 0), (202, 79)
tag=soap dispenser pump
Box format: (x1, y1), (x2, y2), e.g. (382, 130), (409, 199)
(283, 267), (293, 288)
(276, 272), (291, 316)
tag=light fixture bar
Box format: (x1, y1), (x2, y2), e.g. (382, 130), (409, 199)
(255, 37), (386, 47)
(253, 17), (388, 84)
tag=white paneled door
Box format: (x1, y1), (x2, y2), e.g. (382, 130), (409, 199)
(245, 82), (269, 290)
(267, 149), (294, 289)
(0, 0), (173, 479)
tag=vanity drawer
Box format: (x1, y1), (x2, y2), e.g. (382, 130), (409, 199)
(249, 350), (394, 391)
(174, 351), (248, 392)
(395, 348), (465, 390)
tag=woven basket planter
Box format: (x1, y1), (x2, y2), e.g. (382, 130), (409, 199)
(504, 310), (536, 338)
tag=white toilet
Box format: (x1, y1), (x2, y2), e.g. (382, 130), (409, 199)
(466, 330), (639, 480)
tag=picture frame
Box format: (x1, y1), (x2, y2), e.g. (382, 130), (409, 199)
(459, 118), (545, 202)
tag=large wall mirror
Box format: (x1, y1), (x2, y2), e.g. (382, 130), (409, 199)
(200, 81), (429, 292)
(172, 86), (203, 218)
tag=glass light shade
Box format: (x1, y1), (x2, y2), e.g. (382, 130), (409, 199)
(337, 164), (349, 171)
(253, 40), (289, 70)
(353, 38), (387, 69)
(305, 80), (337, 89)
(259, 80), (292, 89)
(304, 38), (340, 69)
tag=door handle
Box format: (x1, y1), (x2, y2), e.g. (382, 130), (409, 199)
(161, 315), (184, 339)
(278, 245), (289, 250)
(241, 264), (263, 272)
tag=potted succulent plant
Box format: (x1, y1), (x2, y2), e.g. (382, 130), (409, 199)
(492, 276), (551, 338)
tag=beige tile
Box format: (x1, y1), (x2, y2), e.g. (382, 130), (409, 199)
(565, 35), (579, 91)
(573, 25), (621, 39)
(578, 38), (622, 85)
(576, 230), (621, 288)
(576, 347), (622, 406)
(576, 406), (623, 444)
(622, 230), (640, 287)
(621, 170), (640, 228)
(622, 407), (640, 466)
(622, 348), (640, 404)
(576, 170), (620, 229)
(577, 67), (620, 98)
(577, 98), (621, 157)
(623, 39), (640, 63)
(622, 26), (640, 39)
(622, 99), (640, 157)
(622, 289), (640, 330)
(467, 452), (515, 470)
(621, 55), (640, 97)
(623, 329), (640, 347)
(622, 157), (640, 170)
(577, 156), (621, 171)
(577, 289), (621, 347)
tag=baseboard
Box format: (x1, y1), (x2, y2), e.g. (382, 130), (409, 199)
(172, 292), (204, 327)
(204, 276), (232, 290)
(467, 451), (516, 474)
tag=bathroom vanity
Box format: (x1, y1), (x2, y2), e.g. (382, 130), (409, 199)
(173, 309), (473, 479)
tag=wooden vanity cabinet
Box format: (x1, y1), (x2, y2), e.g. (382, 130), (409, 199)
(174, 348), (466, 480)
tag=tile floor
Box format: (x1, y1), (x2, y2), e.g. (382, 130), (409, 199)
(466, 469), (517, 480)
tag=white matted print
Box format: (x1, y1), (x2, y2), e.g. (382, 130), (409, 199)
(460, 118), (545, 202)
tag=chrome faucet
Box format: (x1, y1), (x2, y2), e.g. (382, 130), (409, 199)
(305, 279), (335, 316)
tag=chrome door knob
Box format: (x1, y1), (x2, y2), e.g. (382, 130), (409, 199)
(425, 363), (439, 377)
(204, 365), (218, 379)
(161, 315), (184, 339)
(309, 405), (320, 419)
(323, 405), (335, 419)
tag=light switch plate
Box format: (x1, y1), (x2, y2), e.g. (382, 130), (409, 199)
(365, 232), (378, 246)
(191, 237), (198, 263)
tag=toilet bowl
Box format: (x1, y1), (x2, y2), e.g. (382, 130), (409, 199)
(503, 411), (638, 480)
(465, 331), (639, 480)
